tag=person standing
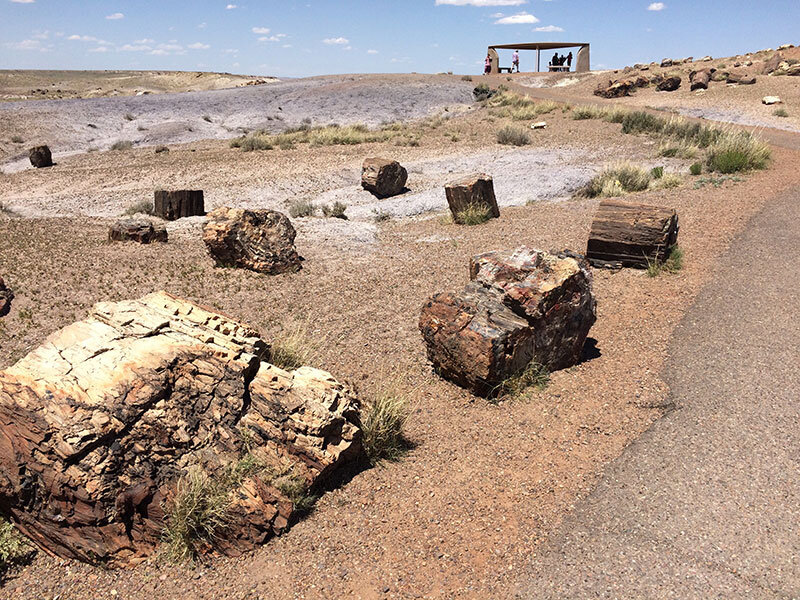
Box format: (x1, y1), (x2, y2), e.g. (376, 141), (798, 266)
(512, 50), (520, 73)
(484, 54), (491, 75)
(567, 52), (573, 70)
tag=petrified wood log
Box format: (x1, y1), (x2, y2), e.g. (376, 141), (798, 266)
(361, 158), (408, 198)
(689, 69), (713, 91)
(586, 199), (679, 268)
(444, 173), (500, 224)
(203, 207), (302, 274)
(0, 292), (363, 565)
(153, 190), (204, 220)
(656, 75), (682, 92)
(0, 276), (12, 317)
(419, 248), (596, 396)
(108, 218), (168, 244)
(28, 145), (53, 168)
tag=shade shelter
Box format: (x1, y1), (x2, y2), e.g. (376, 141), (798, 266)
(487, 42), (590, 73)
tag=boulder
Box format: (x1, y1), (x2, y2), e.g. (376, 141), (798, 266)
(762, 96), (782, 105)
(656, 75), (682, 92)
(594, 79), (634, 98)
(153, 190), (204, 220)
(0, 292), (364, 565)
(108, 218), (168, 244)
(203, 207), (302, 274)
(530, 121), (547, 130)
(28, 145), (52, 168)
(727, 72), (756, 85)
(444, 173), (500, 224)
(690, 69), (713, 91)
(682, 57), (694, 63)
(361, 158), (408, 198)
(762, 53), (785, 74)
(419, 248), (596, 397)
(633, 75), (651, 88)
(154, 145), (169, 154)
(660, 59), (674, 68)
(700, 55), (713, 62)
(0, 276), (12, 317)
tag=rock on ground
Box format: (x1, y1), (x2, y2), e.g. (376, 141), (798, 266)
(419, 248), (596, 397)
(0, 276), (12, 317)
(28, 145), (52, 168)
(203, 207), (302, 274)
(656, 76), (682, 92)
(361, 158), (408, 198)
(0, 291), (364, 566)
(444, 173), (500, 224)
(109, 218), (168, 244)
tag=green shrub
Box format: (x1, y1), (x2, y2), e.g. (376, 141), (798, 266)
(288, 198), (315, 218)
(361, 387), (410, 463)
(123, 200), (155, 216)
(773, 108), (789, 118)
(621, 111), (664, 135)
(647, 246), (684, 277)
(496, 125), (530, 146)
(461, 75), (473, 82)
(493, 361), (550, 402)
(650, 172), (682, 189)
(473, 84), (495, 102)
(707, 131), (770, 173)
(659, 140), (700, 159)
(582, 163), (652, 198)
(690, 162), (703, 175)
(0, 519), (31, 578)
(10, 135), (23, 144)
(110, 140), (133, 151)
(455, 202), (493, 225)
(651, 166), (664, 179)
(321, 201), (348, 219)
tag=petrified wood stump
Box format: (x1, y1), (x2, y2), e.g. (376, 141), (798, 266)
(444, 173), (500, 224)
(0, 276), (12, 317)
(361, 157), (408, 198)
(108, 218), (168, 244)
(28, 145), (53, 168)
(0, 292), (363, 565)
(586, 199), (679, 268)
(419, 248), (596, 396)
(153, 189), (205, 220)
(690, 69), (713, 91)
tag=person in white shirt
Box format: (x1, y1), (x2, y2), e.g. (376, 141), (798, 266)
(512, 50), (520, 73)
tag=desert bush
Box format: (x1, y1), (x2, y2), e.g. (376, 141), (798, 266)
(706, 130), (770, 173)
(773, 108), (789, 118)
(647, 246), (684, 277)
(571, 105), (627, 123)
(288, 198), (315, 218)
(650, 166), (664, 179)
(473, 84), (496, 102)
(461, 75), (473, 82)
(0, 519), (31, 578)
(690, 162), (703, 175)
(361, 386), (410, 463)
(650, 172), (683, 190)
(321, 201), (348, 219)
(621, 111), (664, 135)
(582, 163), (652, 198)
(234, 124), (387, 151)
(493, 361), (550, 402)
(10, 135), (23, 144)
(395, 136), (420, 147)
(496, 125), (531, 146)
(269, 323), (316, 370)
(659, 140), (700, 159)
(110, 140), (133, 151)
(372, 209), (392, 222)
(123, 200), (155, 216)
(572, 106), (600, 120)
(455, 202), (492, 226)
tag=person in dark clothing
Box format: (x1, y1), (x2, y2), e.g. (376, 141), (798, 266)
(552, 52), (559, 68)
(567, 52), (573, 69)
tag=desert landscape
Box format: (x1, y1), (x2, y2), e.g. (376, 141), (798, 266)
(1, 8), (799, 598)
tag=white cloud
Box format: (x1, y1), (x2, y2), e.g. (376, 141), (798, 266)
(188, 42), (210, 49)
(323, 37), (349, 45)
(647, 2), (665, 10)
(134, 38), (155, 44)
(226, 3), (237, 8)
(67, 34), (111, 45)
(88, 46), (109, 53)
(436, 0), (526, 5)
(252, 27), (270, 34)
(495, 12), (539, 24)
(367, 49), (378, 54)
(259, 33), (286, 42)
(105, 12), (124, 20)
(5, 39), (47, 51)
(10, 0), (36, 3)
(32, 30), (49, 39)
(282, 44), (292, 48)
(198, 22), (207, 29)
(534, 25), (564, 32)
(120, 44), (152, 52)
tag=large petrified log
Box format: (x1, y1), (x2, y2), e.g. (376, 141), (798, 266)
(28, 145), (53, 168)
(689, 69), (714, 91)
(586, 199), (679, 268)
(444, 173), (500, 224)
(361, 158), (408, 198)
(153, 190), (205, 220)
(419, 248), (596, 396)
(594, 79), (634, 98)
(108, 218), (168, 244)
(203, 207), (302, 274)
(0, 292), (363, 565)
(0, 276), (12, 317)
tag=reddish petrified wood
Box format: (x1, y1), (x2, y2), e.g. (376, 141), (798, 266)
(153, 190), (205, 220)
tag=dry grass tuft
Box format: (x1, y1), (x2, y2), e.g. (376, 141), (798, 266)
(123, 200), (155, 216)
(647, 246), (684, 277)
(110, 140), (133, 151)
(493, 361), (550, 402)
(455, 202), (492, 226)
(582, 163), (652, 198)
(268, 323), (317, 370)
(288, 198), (316, 218)
(496, 125), (531, 146)
(361, 381), (410, 463)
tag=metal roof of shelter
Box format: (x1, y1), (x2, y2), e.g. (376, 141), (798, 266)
(488, 42), (588, 50)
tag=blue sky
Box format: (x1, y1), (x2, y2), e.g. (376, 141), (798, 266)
(2, 0), (799, 76)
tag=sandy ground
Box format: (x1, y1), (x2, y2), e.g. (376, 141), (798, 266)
(1, 60), (799, 599)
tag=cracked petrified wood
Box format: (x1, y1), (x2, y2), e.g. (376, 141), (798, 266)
(108, 218), (168, 244)
(28, 145), (53, 168)
(203, 207), (302, 275)
(361, 158), (408, 198)
(419, 248), (596, 396)
(0, 276), (12, 317)
(586, 199), (679, 268)
(0, 291), (363, 565)
(444, 173), (500, 224)
(153, 190), (205, 220)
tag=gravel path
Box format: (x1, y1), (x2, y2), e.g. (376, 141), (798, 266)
(517, 182), (800, 598)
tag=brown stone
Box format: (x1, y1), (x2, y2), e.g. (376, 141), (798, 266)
(444, 173), (500, 224)
(28, 145), (52, 168)
(586, 199), (679, 268)
(594, 79), (634, 98)
(109, 218), (168, 244)
(660, 58), (674, 68)
(153, 190), (204, 220)
(0, 292), (363, 565)
(762, 52), (785, 74)
(689, 69), (712, 90)
(656, 75), (682, 92)
(419, 248), (596, 397)
(0, 276), (12, 317)
(633, 76), (651, 88)
(203, 207), (301, 274)
(361, 158), (408, 198)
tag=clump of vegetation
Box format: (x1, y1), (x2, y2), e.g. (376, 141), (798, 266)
(570, 105), (627, 123)
(321, 201), (348, 219)
(373, 209), (392, 222)
(492, 361), (550, 402)
(582, 163), (652, 198)
(361, 386), (410, 463)
(621, 111), (664, 135)
(693, 175), (742, 189)
(650, 172), (683, 190)
(10, 135), (23, 144)
(123, 200), (155, 216)
(461, 75), (473, 82)
(124, 113), (135, 121)
(395, 135), (420, 147)
(473, 83), (496, 102)
(0, 519), (31, 579)
(659, 140), (699, 159)
(233, 123), (390, 152)
(110, 140), (133, 151)
(689, 162), (703, 176)
(0, 202), (16, 216)
(268, 323), (316, 370)
(487, 91), (559, 120)
(706, 130), (770, 173)
(288, 198), (315, 218)
(647, 246), (684, 277)
(773, 108), (789, 118)
(651, 166), (664, 179)
(455, 202), (492, 226)
(496, 125), (531, 146)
